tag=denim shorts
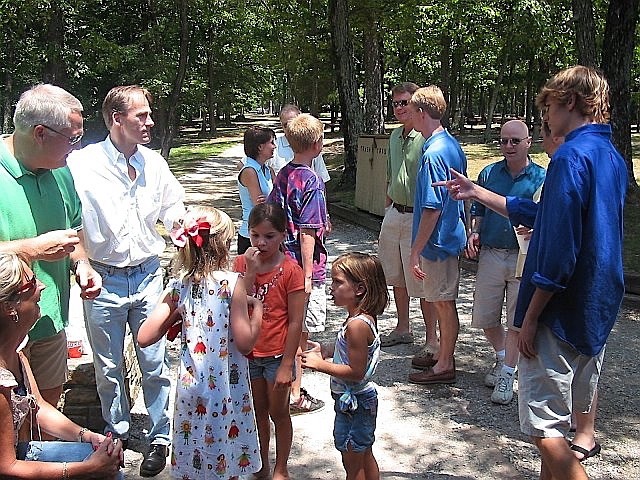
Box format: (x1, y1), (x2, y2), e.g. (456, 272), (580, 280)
(332, 390), (378, 453)
(249, 355), (296, 383)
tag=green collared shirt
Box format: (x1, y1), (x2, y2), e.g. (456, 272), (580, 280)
(0, 138), (82, 340)
(386, 126), (425, 206)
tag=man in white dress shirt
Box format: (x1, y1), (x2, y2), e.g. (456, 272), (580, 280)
(271, 104), (331, 183)
(68, 85), (185, 477)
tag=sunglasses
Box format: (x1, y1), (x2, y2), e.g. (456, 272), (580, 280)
(392, 100), (410, 108)
(499, 137), (527, 146)
(9, 274), (37, 302)
(40, 125), (84, 146)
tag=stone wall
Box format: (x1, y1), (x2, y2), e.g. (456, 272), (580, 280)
(61, 334), (142, 432)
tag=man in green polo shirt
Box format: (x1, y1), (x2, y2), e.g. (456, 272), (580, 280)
(378, 82), (439, 360)
(0, 84), (101, 416)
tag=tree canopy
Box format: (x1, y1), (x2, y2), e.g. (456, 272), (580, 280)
(0, 0), (638, 193)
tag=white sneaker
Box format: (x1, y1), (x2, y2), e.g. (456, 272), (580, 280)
(491, 371), (515, 404)
(484, 358), (504, 387)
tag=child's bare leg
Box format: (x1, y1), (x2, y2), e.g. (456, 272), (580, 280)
(290, 332), (308, 401)
(268, 380), (292, 480)
(341, 448), (366, 480)
(251, 378), (272, 478)
(363, 448), (379, 480)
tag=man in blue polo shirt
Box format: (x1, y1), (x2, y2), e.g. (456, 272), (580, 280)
(407, 85), (467, 385)
(467, 120), (545, 404)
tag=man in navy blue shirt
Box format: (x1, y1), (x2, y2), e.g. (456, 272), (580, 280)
(515, 66), (627, 480)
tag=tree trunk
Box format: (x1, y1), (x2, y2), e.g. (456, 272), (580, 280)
(600, 0), (640, 202)
(207, 42), (217, 135)
(525, 57), (534, 132)
(362, 13), (384, 134)
(329, 0), (363, 186)
(43, 4), (66, 86)
(440, 33), (452, 127)
(2, 64), (13, 134)
(572, 0), (598, 67)
(449, 42), (462, 131)
(160, 0), (190, 159)
(483, 47), (508, 142)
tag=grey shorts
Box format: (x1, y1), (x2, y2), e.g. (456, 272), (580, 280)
(249, 355), (296, 383)
(518, 324), (604, 438)
(471, 248), (520, 330)
(378, 207), (426, 297)
(303, 284), (326, 333)
(420, 256), (460, 302)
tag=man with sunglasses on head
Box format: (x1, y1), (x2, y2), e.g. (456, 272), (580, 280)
(67, 85), (185, 477)
(0, 84), (101, 419)
(467, 120), (545, 405)
(378, 82), (439, 363)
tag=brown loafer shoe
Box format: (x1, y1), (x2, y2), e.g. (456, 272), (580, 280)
(411, 351), (437, 369)
(408, 367), (456, 385)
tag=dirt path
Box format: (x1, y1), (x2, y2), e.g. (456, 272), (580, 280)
(123, 146), (640, 479)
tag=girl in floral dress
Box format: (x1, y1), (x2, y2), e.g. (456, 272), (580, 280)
(139, 207), (262, 480)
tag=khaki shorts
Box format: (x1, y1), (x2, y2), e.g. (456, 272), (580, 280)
(303, 284), (326, 333)
(22, 330), (69, 390)
(420, 256), (460, 302)
(518, 324), (604, 438)
(378, 207), (426, 298)
(471, 248), (520, 330)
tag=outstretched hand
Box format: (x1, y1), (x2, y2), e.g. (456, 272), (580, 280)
(432, 168), (476, 201)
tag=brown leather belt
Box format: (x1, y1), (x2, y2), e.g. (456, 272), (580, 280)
(393, 203), (413, 214)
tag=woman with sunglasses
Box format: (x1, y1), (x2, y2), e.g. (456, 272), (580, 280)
(0, 252), (123, 479)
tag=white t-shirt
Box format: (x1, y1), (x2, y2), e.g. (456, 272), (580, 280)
(269, 134), (331, 182)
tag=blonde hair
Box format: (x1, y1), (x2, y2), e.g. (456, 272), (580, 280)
(0, 252), (28, 303)
(171, 207), (235, 279)
(285, 113), (324, 154)
(332, 253), (389, 317)
(536, 65), (610, 123)
(410, 85), (447, 120)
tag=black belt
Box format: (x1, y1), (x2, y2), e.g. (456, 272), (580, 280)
(393, 203), (413, 214)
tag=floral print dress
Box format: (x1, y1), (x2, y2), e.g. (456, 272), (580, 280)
(168, 271), (260, 479)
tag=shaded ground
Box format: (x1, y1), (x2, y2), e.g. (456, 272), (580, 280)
(121, 144), (640, 479)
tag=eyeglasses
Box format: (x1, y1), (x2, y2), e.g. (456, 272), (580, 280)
(499, 137), (528, 146)
(9, 274), (37, 302)
(40, 125), (84, 146)
(392, 100), (410, 108)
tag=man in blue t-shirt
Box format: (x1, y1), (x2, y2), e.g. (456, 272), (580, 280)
(407, 85), (467, 385)
(516, 66), (626, 480)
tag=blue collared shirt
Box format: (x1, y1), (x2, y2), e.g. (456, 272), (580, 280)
(471, 158), (546, 249)
(412, 130), (467, 260)
(514, 124), (627, 356)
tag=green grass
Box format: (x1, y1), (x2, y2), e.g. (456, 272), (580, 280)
(168, 140), (238, 175)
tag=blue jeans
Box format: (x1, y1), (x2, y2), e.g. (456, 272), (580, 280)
(84, 257), (171, 445)
(332, 390), (378, 453)
(17, 441), (124, 479)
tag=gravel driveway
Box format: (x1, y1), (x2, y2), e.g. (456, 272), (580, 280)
(121, 148), (639, 479)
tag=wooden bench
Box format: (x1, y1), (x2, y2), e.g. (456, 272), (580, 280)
(325, 122), (340, 133)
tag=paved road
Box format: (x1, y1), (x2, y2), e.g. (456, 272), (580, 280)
(111, 145), (639, 479)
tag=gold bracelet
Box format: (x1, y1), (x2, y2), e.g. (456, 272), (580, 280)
(62, 461), (68, 480)
(77, 427), (88, 442)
